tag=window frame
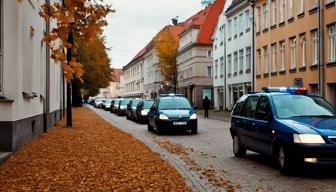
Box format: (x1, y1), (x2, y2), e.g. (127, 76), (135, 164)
(312, 30), (319, 65)
(290, 37), (296, 69)
(263, 46), (269, 74)
(280, 41), (286, 71)
(329, 24), (336, 62)
(246, 47), (252, 71)
(271, 43), (277, 72)
(300, 34), (306, 67)
(271, 0), (277, 26)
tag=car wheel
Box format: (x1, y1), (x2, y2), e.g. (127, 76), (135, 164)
(126, 113), (130, 120)
(154, 123), (162, 135)
(277, 145), (295, 175)
(233, 135), (246, 157)
(147, 123), (152, 132)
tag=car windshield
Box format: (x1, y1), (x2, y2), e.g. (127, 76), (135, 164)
(120, 99), (130, 105)
(272, 95), (336, 118)
(132, 100), (140, 107)
(143, 100), (154, 109)
(158, 97), (192, 110)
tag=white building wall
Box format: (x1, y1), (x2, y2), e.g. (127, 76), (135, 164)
(122, 59), (144, 98)
(0, 0), (63, 152)
(225, 2), (253, 110)
(143, 47), (163, 99)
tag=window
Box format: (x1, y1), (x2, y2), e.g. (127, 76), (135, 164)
(300, 35), (306, 67)
(263, 3), (269, 30)
(220, 57), (224, 76)
(239, 14), (243, 34)
(215, 60), (218, 77)
(241, 96), (259, 118)
(288, 0), (294, 19)
(207, 50), (212, 58)
(234, 52), (238, 74)
(227, 54), (232, 75)
(328, 24), (336, 62)
(298, 0), (304, 14)
(255, 96), (272, 121)
(312, 0), (318, 8)
(280, 41), (286, 71)
(239, 49), (244, 73)
(326, 0), (335, 4)
(312, 30), (319, 65)
(271, 0), (277, 26)
(246, 47), (251, 71)
(228, 20), (232, 39)
(232, 95), (247, 116)
(245, 10), (250, 30)
(279, 0), (285, 23)
(257, 49), (261, 75)
(263, 46), (269, 74)
(207, 66), (213, 77)
(256, 7), (261, 32)
(234, 17), (238, 37)
(271, 44), (277, 72)
(290, 37), (296, 69)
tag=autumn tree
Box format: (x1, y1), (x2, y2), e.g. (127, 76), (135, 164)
(38, 0), (113, 127)
(72, 36), (112, 106)
(154, 26), (179, 93)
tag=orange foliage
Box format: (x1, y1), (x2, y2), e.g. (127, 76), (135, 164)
(154, 27), (179, 88)
(37, 0), (113, 82)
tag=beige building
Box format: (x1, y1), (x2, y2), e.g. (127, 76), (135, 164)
(177, 0), (224, 108)
(99, 69), (123, 98)
(255, 0), (336, 106)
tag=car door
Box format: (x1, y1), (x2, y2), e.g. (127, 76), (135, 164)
(255, 96), (274, 156)
(148, 99), (159, 127)
(135, 101), (143, 119)
(239, 95), (260, 150)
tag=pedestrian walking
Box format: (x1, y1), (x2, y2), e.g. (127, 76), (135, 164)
(203, 96), (211, 118)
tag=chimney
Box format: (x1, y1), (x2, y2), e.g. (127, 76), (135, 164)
(172, 16), (179, 25)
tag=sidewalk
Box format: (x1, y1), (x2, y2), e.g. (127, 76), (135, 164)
(196, 109), (231, 122)
(0, 108), (190, 191)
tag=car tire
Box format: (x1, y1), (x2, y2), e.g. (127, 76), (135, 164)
(233, 135), (246, 157)
(147, 123), (153, 132)
(155, 124), (162, 135)
(126, 113), (130, 120)
(277, 145), (295, 175)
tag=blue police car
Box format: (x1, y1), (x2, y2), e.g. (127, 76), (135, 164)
(230, 87), (336, 174)
(148, 94), (197, 135)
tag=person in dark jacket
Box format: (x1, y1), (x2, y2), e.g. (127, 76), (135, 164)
(202, 96), (211, 118)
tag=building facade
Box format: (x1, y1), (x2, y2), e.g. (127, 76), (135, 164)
(122, 51), (144, 98)
(99, 69), (123, 98)
(177, 0), (225, 109)
(255, 0), (336, 106)
(225, 0), (253, 110)
(0, 0), (64, 152)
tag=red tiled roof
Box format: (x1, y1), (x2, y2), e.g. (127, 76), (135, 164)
(111, 68), (122, 82)
(179, 0), (225, 45)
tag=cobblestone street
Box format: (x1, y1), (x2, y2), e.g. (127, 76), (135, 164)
(92, 106), (336, 192)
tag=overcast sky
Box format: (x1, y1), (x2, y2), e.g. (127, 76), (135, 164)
(103, 0), (203, 69)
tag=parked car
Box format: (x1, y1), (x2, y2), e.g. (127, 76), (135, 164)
(230, 87), (336, 174)
(135, 99), (154, 123)
(93, 98), (103, 108)
(148, 94), (197, 134)
(117, 99), (130, 116)
(111, 98), (122, 113)
(102, 99), (113, 111)
(126, 99), (141, 120)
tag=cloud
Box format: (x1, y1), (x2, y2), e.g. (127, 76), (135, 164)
(103, 0), (202, 68)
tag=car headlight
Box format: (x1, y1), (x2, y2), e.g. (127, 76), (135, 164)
(190, 113), (197, 119)
(293, 134), (325, 144)
(159, 114), (169, 120)
(141, 110), (148, 116)
(120, 106), (126, 110)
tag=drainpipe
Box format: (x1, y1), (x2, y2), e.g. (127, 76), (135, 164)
(318, 0), (324, 97)
(223, 22), (227, 111)
(44, 0), (50, 133)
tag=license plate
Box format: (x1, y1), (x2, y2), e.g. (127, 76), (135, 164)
(173, 121), (187, 125)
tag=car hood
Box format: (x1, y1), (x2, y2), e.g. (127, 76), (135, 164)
(161, 110), (192, 118)
(279, 117), (336, 136)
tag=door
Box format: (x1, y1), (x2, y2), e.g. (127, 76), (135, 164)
(239, 96), (259, 150)
(255, 96), (274, 155)
(148, 99), (159, 127)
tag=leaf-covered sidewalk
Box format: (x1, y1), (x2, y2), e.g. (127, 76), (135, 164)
(0, 108), (190, 191)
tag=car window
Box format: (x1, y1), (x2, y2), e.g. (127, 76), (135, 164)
(272, 95), (335, 118)
(158, 97), (191, 110)
(132, 100), (140, 107)
(143, 100), (154, 109)
(241, 96), (259, 118)
(255, 96), (272, 120)
(232, 95), (247, 116)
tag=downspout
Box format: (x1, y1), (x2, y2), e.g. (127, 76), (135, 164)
(250, 0), (255, 91)
(318, 0), (324, 97)
(223, 22), (227, 111)
(268, 0), (271, 86)
(44, 0), (50, 133)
